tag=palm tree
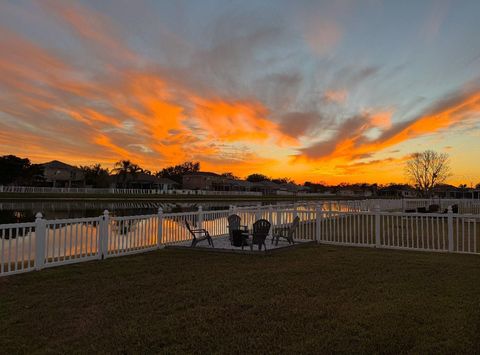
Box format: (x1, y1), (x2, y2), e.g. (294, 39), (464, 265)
(112, 160), (143, 188)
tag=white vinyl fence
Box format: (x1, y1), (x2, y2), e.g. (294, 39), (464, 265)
(1, 200), (479, 277)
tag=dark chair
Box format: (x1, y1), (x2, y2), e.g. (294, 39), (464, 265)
(247, 219), (271, 251)
(227, 214), (248, 244)
(428, 204), (440, 213)
(231, 229), (249, 248)
(417, 207), (427, 213)
(185, 220), (214, 248)
(272, 216), (299, 245)
(443, 204), (459, 214)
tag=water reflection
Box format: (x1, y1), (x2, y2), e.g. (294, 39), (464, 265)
(0, 200), (265, 224)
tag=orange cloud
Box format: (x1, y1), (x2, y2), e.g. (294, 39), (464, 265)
(192, 98), (297, 145)
(299, 88), (480, 163)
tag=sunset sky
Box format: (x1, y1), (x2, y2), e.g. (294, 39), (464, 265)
(1, 0), (480, 185)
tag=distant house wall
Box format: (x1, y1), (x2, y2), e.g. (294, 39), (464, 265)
(182, 175), (214, 190)
(182, 173), (236, 191)
(110, 174), (178, 190)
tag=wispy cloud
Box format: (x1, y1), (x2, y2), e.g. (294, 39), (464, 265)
(298, 84), (480, 162)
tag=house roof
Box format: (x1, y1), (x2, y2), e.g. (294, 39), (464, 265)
(230, 180), (253, 187)
(252, 181), (280, 188)
(41, 160), (80, 171)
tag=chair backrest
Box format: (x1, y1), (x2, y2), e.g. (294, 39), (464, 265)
(287, 216), (300, 238)
(227, 214), (241, 242)
(228, 214), (241, 230)
(428, 204), (440, 213)
(184, 220), (195, 238)
(252, 219), (271, 244)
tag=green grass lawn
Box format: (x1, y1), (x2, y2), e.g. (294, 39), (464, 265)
(1, 245), (479, 354)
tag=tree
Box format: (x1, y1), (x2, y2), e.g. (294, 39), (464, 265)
(156, 161), (200, 184)
(0, 155), (43, 185)
(476, 183), (480, 189)
(405, 150), (451, 197)
(0, 155), (30, 185)
(80, 164), (110, 188)
(271, 177), (294, 185)
(221, 172), (239, 180)
(112, 160), (143, 188)
(246, 173), (270, 183)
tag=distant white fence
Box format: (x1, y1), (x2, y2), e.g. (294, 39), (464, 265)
(1, 200), (479, 277)
(0, 185), (262, 196)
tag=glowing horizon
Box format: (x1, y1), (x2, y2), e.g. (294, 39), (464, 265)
(1, 1), (479, 185)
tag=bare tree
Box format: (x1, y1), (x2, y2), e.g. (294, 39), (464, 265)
(405, 150), (451, 197)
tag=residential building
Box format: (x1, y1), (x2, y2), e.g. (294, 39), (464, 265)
(41, 160), (85, 188)
(110, 173), (178, 190)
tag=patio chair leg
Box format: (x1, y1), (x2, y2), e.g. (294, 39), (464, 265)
(191, 239), (197, 247)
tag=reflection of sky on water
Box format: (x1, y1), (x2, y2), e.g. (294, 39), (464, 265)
(0, 200), (264, 224)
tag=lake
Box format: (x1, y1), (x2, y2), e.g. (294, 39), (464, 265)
(0, 199), (270, 225)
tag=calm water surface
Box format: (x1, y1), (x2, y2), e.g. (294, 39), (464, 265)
(0, 199), (268, 224)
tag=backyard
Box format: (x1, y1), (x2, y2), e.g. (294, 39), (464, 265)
(0, 245), (479, 354)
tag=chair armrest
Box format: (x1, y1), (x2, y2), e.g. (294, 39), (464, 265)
(273, 226), (288, 234)
(190, 228), (209, 235)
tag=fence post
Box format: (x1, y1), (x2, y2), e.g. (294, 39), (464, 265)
(99, 210), (109, 260)
(276, 208), (282, 228)
(198, 206), (204, 229)
(255, 206), (262, 221)
(447, 206), (454, 252)
(35, 212), (46, 270)
(268, 205), (274, 238)
(315, 203), (322, 242)
(157, 207), (163, 248)
(375, 205), (381, 248)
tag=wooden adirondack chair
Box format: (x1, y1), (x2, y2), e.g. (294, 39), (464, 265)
(227, 214), (248, 247)
(185, 220), (214, 248)
(246, 219), (271, 251)
(272, 215), (299, 245)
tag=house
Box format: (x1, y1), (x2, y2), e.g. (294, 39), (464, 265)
(250, 181), (280, 195)
(40, 160), (85, 188)
(229, 179), (253, 192)
(377, 184), (417, 198)
(182, 172), (251, 191)
(110, 173), (178, 190)
(182, 172), (225, 190)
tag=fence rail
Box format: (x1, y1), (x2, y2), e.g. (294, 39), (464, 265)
(1, 200), (479, 277)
